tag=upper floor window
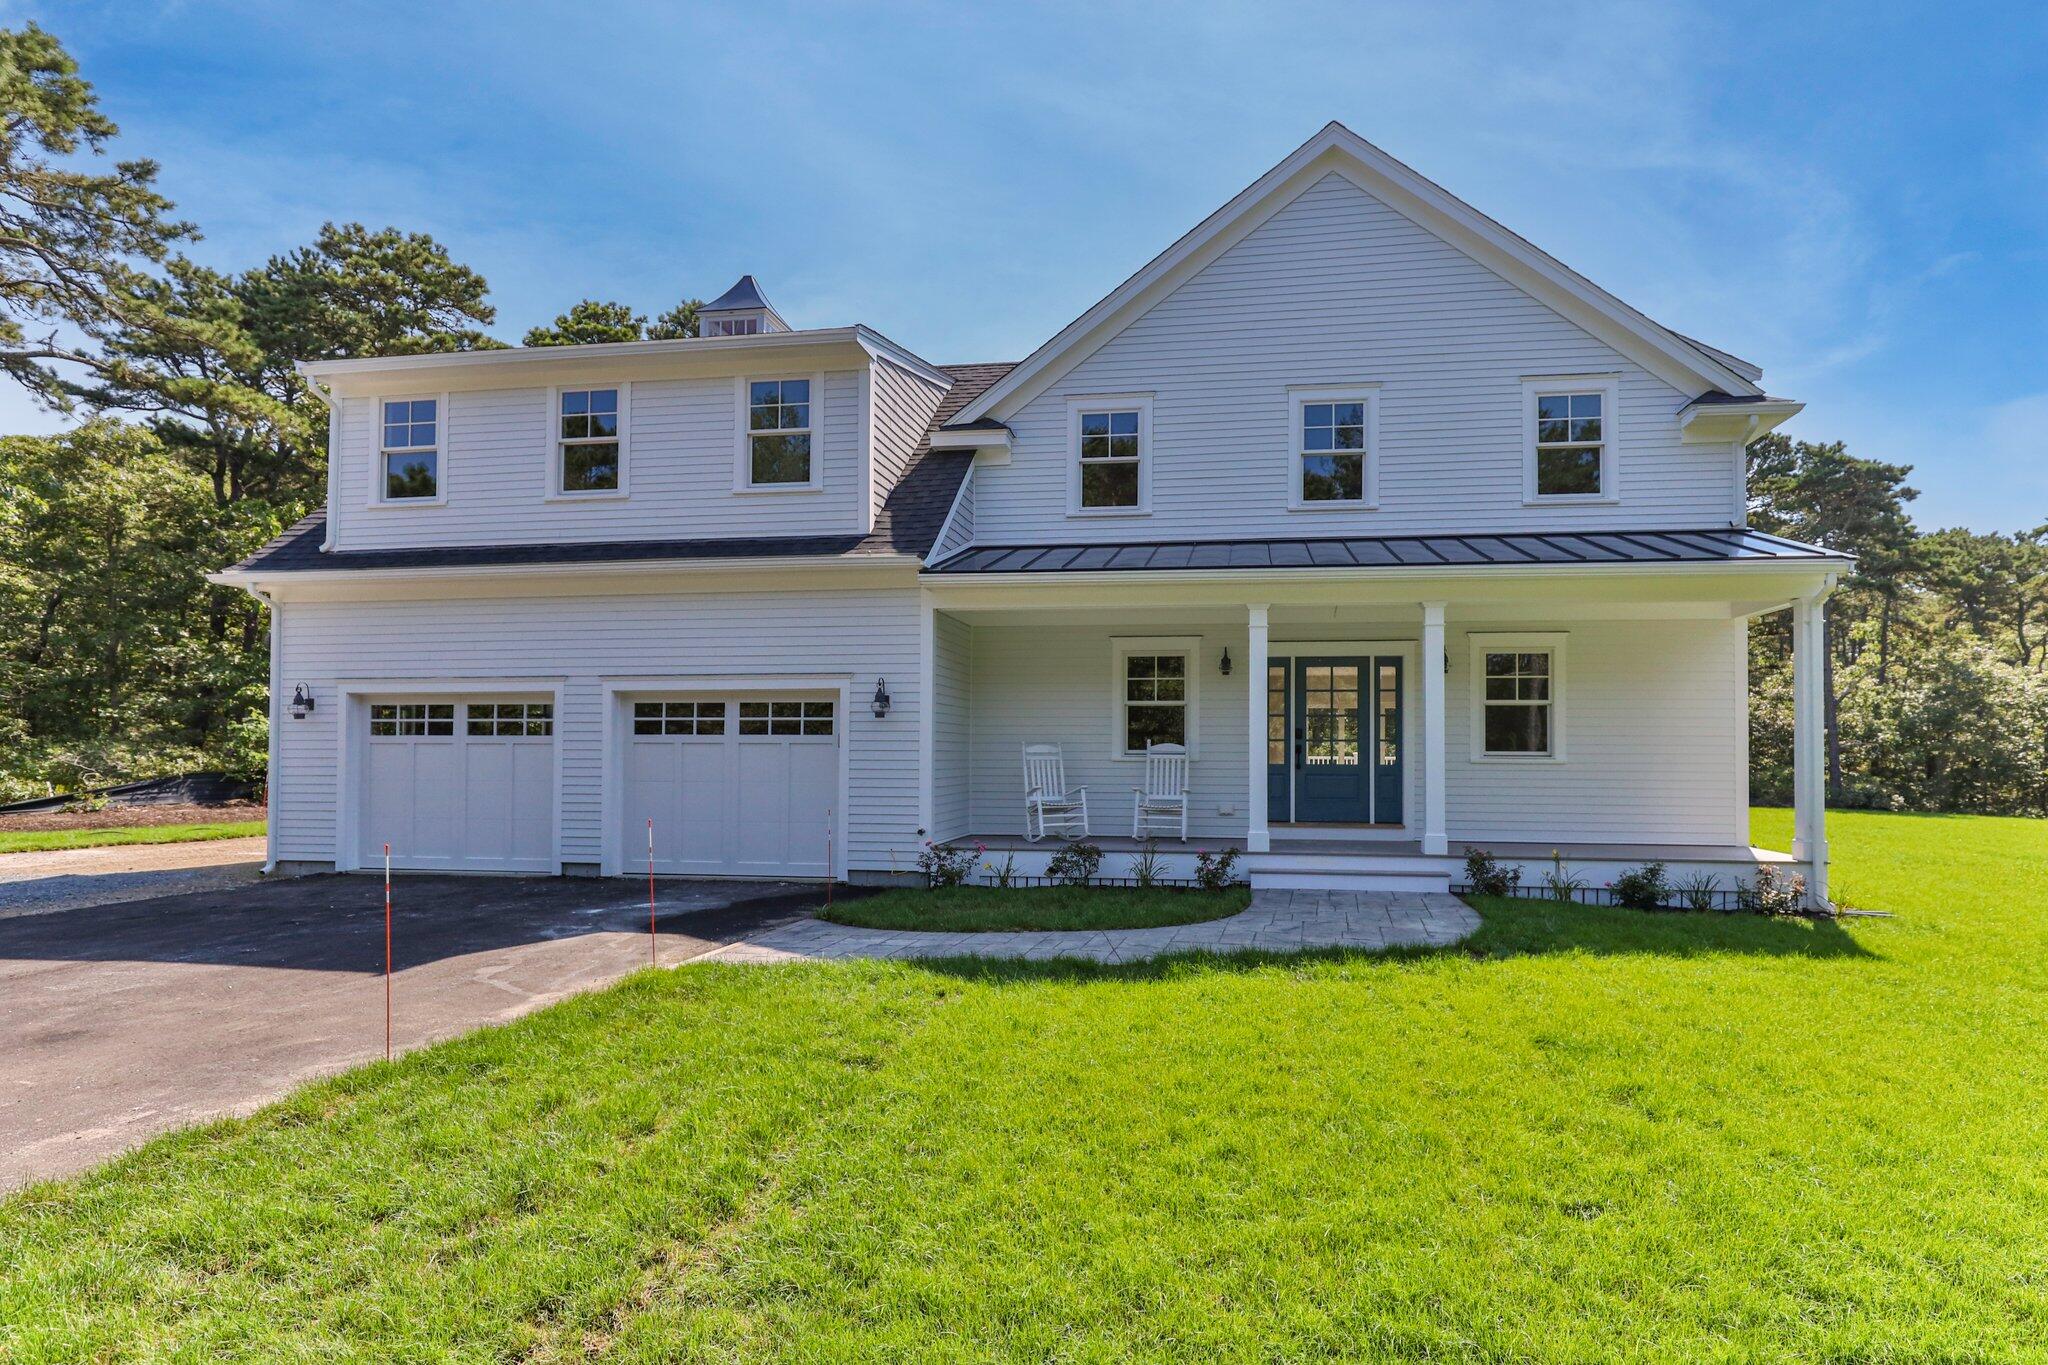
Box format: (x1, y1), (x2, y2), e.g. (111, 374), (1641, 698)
(379, 398), (439, 501)
(744, 378), (814, 487)
(1524, 377), (1617, 502)
(1069, 395), (1151, 515)
(555, 387), (624, 495)
(1290, 387), (1378, 508)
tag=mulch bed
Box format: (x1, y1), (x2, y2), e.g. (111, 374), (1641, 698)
(0, 802), (266, 834)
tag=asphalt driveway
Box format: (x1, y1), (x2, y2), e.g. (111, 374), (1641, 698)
(0, 873), (821, 1191)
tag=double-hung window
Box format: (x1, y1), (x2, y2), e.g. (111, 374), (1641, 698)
(554, 386), (625, 495)
(1070, 395), (1150, 514)
(1525, 376), (1617, 501)
(379, 398), (440, 501)
(742, 378), (815, 487)
(1290, 386), (1378, 508)
(1470, 634), (1566, 760)
(1112, 636), (1199, 756)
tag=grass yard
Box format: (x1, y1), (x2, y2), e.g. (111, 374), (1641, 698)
(0, 819), (265, 856)
(5, 809), (2047, 1359)
(825, 882), (1252, 932)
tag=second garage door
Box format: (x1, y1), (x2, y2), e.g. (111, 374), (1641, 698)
(621, 695), (838, 878)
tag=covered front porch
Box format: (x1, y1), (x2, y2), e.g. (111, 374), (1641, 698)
(918, 541), (1841, 904)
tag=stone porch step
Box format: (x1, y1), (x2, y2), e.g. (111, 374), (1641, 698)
(1246, 853), (1455, 893)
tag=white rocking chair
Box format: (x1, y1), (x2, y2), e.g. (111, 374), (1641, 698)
(1131, 742), (1189, 841)
(1022, 743), (1090, 842)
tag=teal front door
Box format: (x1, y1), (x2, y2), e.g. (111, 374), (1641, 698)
(1268, 655), (1404, 825)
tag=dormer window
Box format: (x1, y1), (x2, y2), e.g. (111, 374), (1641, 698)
(552, 385), (628, 497)
(378, 398), (440, 502)
(708, 317), (760, 337)
(741, 377), (815, 488)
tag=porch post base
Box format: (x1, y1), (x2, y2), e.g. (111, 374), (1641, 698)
(1421, 833), (1448, 856)
(1247, 827), (1271, 854)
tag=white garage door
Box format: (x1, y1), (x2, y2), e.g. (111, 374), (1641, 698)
(359, 699), (555, 872)
(621, 695), (838, 878)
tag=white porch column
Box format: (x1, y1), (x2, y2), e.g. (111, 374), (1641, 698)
(1246, 603), (1270, 853)
(1421, 601), (1448, 856)
(1791, 592), (1830, 905)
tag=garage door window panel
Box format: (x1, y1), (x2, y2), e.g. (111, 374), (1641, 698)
(370, 703), (454, 737)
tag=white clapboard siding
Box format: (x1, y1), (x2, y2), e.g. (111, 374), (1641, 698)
(869, 359), (948, 523)
(331, 370), (867, 550)
(271, 584), (921, 872)
(930, 468), (974, 561)
(950, 614), (1743, 848)
(1445, 618), (1749, 846)
(976, 172), (1741, 543)
(930, 612), (974, 840)
(965, 618), (1252, 841)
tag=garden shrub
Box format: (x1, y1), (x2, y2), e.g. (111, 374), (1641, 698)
(1462, 848), (1521, 897)
(1045, 840), (1103, 887)
(918, 840), (976, 888)
(1737, 864), (1809, 916)
(1610, 862), (1671, 910)
(1193, 847), (1241, 891)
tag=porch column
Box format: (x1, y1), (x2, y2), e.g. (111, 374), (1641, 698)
(1246, 603), (1270, 853)
(1421, 601), (1448, 856)
(1791, 591), (1830, 905)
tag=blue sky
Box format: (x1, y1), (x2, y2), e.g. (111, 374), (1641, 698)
(10, 0), (2045, 530)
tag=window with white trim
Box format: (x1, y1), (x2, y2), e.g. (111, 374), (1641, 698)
(746, 378), (813, 485)
(1290, 388), (1378, 507)
(1480, 652), (1552, 754)
(1524, 377), (1617, 501)
(466, 702), (553, 737)
(379, 399), (439, 500)
(369, 703), (454, 737)
(556, 387), (622, 493)
(1121, 652), (1186, 752)
(1468, 634), (1567, 761)
(1076, 407), (1143, 510)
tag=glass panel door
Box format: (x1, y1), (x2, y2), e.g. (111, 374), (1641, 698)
(1291, 657), (1370, 822)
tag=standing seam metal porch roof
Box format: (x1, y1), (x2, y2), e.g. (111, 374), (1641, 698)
(921, 527), (1847, 575)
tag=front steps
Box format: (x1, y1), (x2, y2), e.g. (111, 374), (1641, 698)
(1246, 851), (1454, 894)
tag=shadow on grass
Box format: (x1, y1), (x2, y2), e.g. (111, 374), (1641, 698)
(879, 894), (1878, 988)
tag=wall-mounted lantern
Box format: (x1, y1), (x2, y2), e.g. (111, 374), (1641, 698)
(871, 677), (892, 718)
(1219, 647), (1233, 677)
(289, 683), (316, 719)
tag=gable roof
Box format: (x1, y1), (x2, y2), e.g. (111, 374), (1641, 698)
(218, 361), (1016, 582)
(953, 122), (1767, 428)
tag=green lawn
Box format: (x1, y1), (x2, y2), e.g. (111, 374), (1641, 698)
(826, 883), (1251, 931)
(5, 809), (2047, 1360)
(0, 819), (265, 856)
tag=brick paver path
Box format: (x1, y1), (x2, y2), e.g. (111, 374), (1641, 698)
(706, 889), (1480, 965)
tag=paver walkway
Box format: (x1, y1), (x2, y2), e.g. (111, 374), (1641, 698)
(707, 888), (1480, 964)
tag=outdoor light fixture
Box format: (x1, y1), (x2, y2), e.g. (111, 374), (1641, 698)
(871, 677), (891, 718)
(1219, 647), (1232, 677)
(289, 683), (316, 719)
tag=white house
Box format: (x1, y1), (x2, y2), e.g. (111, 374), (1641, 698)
(212, 124), (1846, 904)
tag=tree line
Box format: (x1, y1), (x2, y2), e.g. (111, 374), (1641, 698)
(1, 23), (2043, 815)
(1747, 435), (2048, 816)
(0, 25), (701, 799)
